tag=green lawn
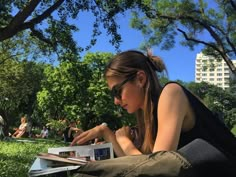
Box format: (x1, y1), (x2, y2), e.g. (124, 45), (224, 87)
(1, 128), (235, 177)
(0, 138), (66, 177)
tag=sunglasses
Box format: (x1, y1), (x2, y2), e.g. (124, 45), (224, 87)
(111, 73), (137, 100)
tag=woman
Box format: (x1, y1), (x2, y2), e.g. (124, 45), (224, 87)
(64, 121), (83, 142)
(71, 50), (236, 161)
(12, 116), (28, 138)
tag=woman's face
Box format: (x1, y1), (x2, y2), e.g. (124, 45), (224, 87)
(21, 117), (26, 123)
(107, 74), (145, 113)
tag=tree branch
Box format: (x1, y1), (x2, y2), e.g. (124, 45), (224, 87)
(229, 0), (236, 10)
(8, 0), (41, 29)
(0, 0), (65, 42)
(0, 54), (22, 65)
(30, 27), (53, 46)
(0, 0), (41, 41)
(177, 28), (236, 74)
(226, 35), (236, 55)
(22, 0), (65, 29)
(177, 28), (220, 52)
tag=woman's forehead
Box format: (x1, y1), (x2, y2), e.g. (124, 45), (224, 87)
(106, 77), (123, 89)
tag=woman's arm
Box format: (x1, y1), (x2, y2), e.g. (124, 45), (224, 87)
(153, 83), (193, 152)
(115, 126), (142, 155)
(71, 124), (126, 157)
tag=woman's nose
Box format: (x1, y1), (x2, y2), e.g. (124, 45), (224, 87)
(114, 97), (120, 105)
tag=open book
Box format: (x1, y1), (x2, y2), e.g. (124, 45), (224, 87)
(28, 143), (113, 176)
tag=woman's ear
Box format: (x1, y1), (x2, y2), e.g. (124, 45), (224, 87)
(137, 70), (146, 87)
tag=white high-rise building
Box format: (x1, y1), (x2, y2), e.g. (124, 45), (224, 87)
(195, 52), (236, 89)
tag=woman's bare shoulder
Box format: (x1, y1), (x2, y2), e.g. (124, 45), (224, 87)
(161, 82), (184, 96)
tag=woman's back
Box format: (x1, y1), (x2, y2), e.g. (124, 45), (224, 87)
(162, 82), (236, 161)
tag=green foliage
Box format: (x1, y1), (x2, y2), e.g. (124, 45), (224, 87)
(232, 125), (236, 136)
(224, 108), (236, 130)
(37, 60), (92, 121)
(83, 52), (117, 116)
(0, 56), (46, 128)
(187, 81), (213, 99)
(46, 119), (68, 137)
(130, 0), (236, 73)
(0, 1), (139, 62)
(0, 140), (65, 177)
(37, 52), (127, 131)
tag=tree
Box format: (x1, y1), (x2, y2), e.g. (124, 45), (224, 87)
(37, 58), (92, 121)
(83, 52), (128, 130)
(0, 57), (45, 134)
(130, 0), (236, 74)
(0, 0), (138, 62)
(37, 52), (131, 131)
(187, 81), (213, 99)
(2, 1), (236, 72)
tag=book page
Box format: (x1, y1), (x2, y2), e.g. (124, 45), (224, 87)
(29, 143), (113, 176)
(48, 142), (114, 160)
(28, 156), (82, 177)
(37, 153), (88, 165)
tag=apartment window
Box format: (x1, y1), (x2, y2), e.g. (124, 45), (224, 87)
(224, 83), (229, 87)
(217, 78), (222, 81)
(209, 68), (214, 72)
(209, 78), (214, 81)
(202, 73), (207, 76)
(217, 68), (222, 71)
(217, 73), (222, 76)
(210, 73), (214, 76)
(225, 79), (229, 84)
(225, 78), (229, 81)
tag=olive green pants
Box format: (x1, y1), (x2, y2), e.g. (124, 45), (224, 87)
(73, 151), (193, 177)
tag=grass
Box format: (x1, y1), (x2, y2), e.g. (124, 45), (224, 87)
(1, 126), (235, 177)
(0, 138), (66, 177)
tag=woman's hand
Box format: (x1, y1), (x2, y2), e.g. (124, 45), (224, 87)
(71, 125), (103, 146)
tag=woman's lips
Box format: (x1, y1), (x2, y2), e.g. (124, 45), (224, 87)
(122, 104), (128, 109)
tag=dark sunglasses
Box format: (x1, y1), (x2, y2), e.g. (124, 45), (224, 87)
(111, 73), (137, 100)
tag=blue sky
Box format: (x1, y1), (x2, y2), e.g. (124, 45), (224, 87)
(73, 11), (205, 82)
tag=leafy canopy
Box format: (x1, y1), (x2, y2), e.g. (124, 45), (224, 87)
(130, 0), (236, 74)
(0, 0), (137, 61)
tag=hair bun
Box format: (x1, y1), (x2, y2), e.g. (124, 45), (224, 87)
(147, 50), (166, 73)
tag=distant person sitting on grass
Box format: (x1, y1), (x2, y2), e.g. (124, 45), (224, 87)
(11, 116), (29, 138)
(0, 115), (5, 139)
(36, 126), (49, 138)
(63, 121), (83, 142)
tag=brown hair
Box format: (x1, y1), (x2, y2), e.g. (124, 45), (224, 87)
(105, 50), (167, 153)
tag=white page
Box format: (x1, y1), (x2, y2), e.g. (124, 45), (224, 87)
(28, 158), (80, 177)
(48, 143), (114, 160)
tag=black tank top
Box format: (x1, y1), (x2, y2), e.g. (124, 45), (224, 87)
(63, 127), (74, 142)
(154, 82), (236, 162)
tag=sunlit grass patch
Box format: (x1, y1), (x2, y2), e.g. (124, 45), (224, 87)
(0, 139), (66, 177)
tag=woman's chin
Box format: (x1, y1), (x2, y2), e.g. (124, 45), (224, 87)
(126, 108), (135, 114)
